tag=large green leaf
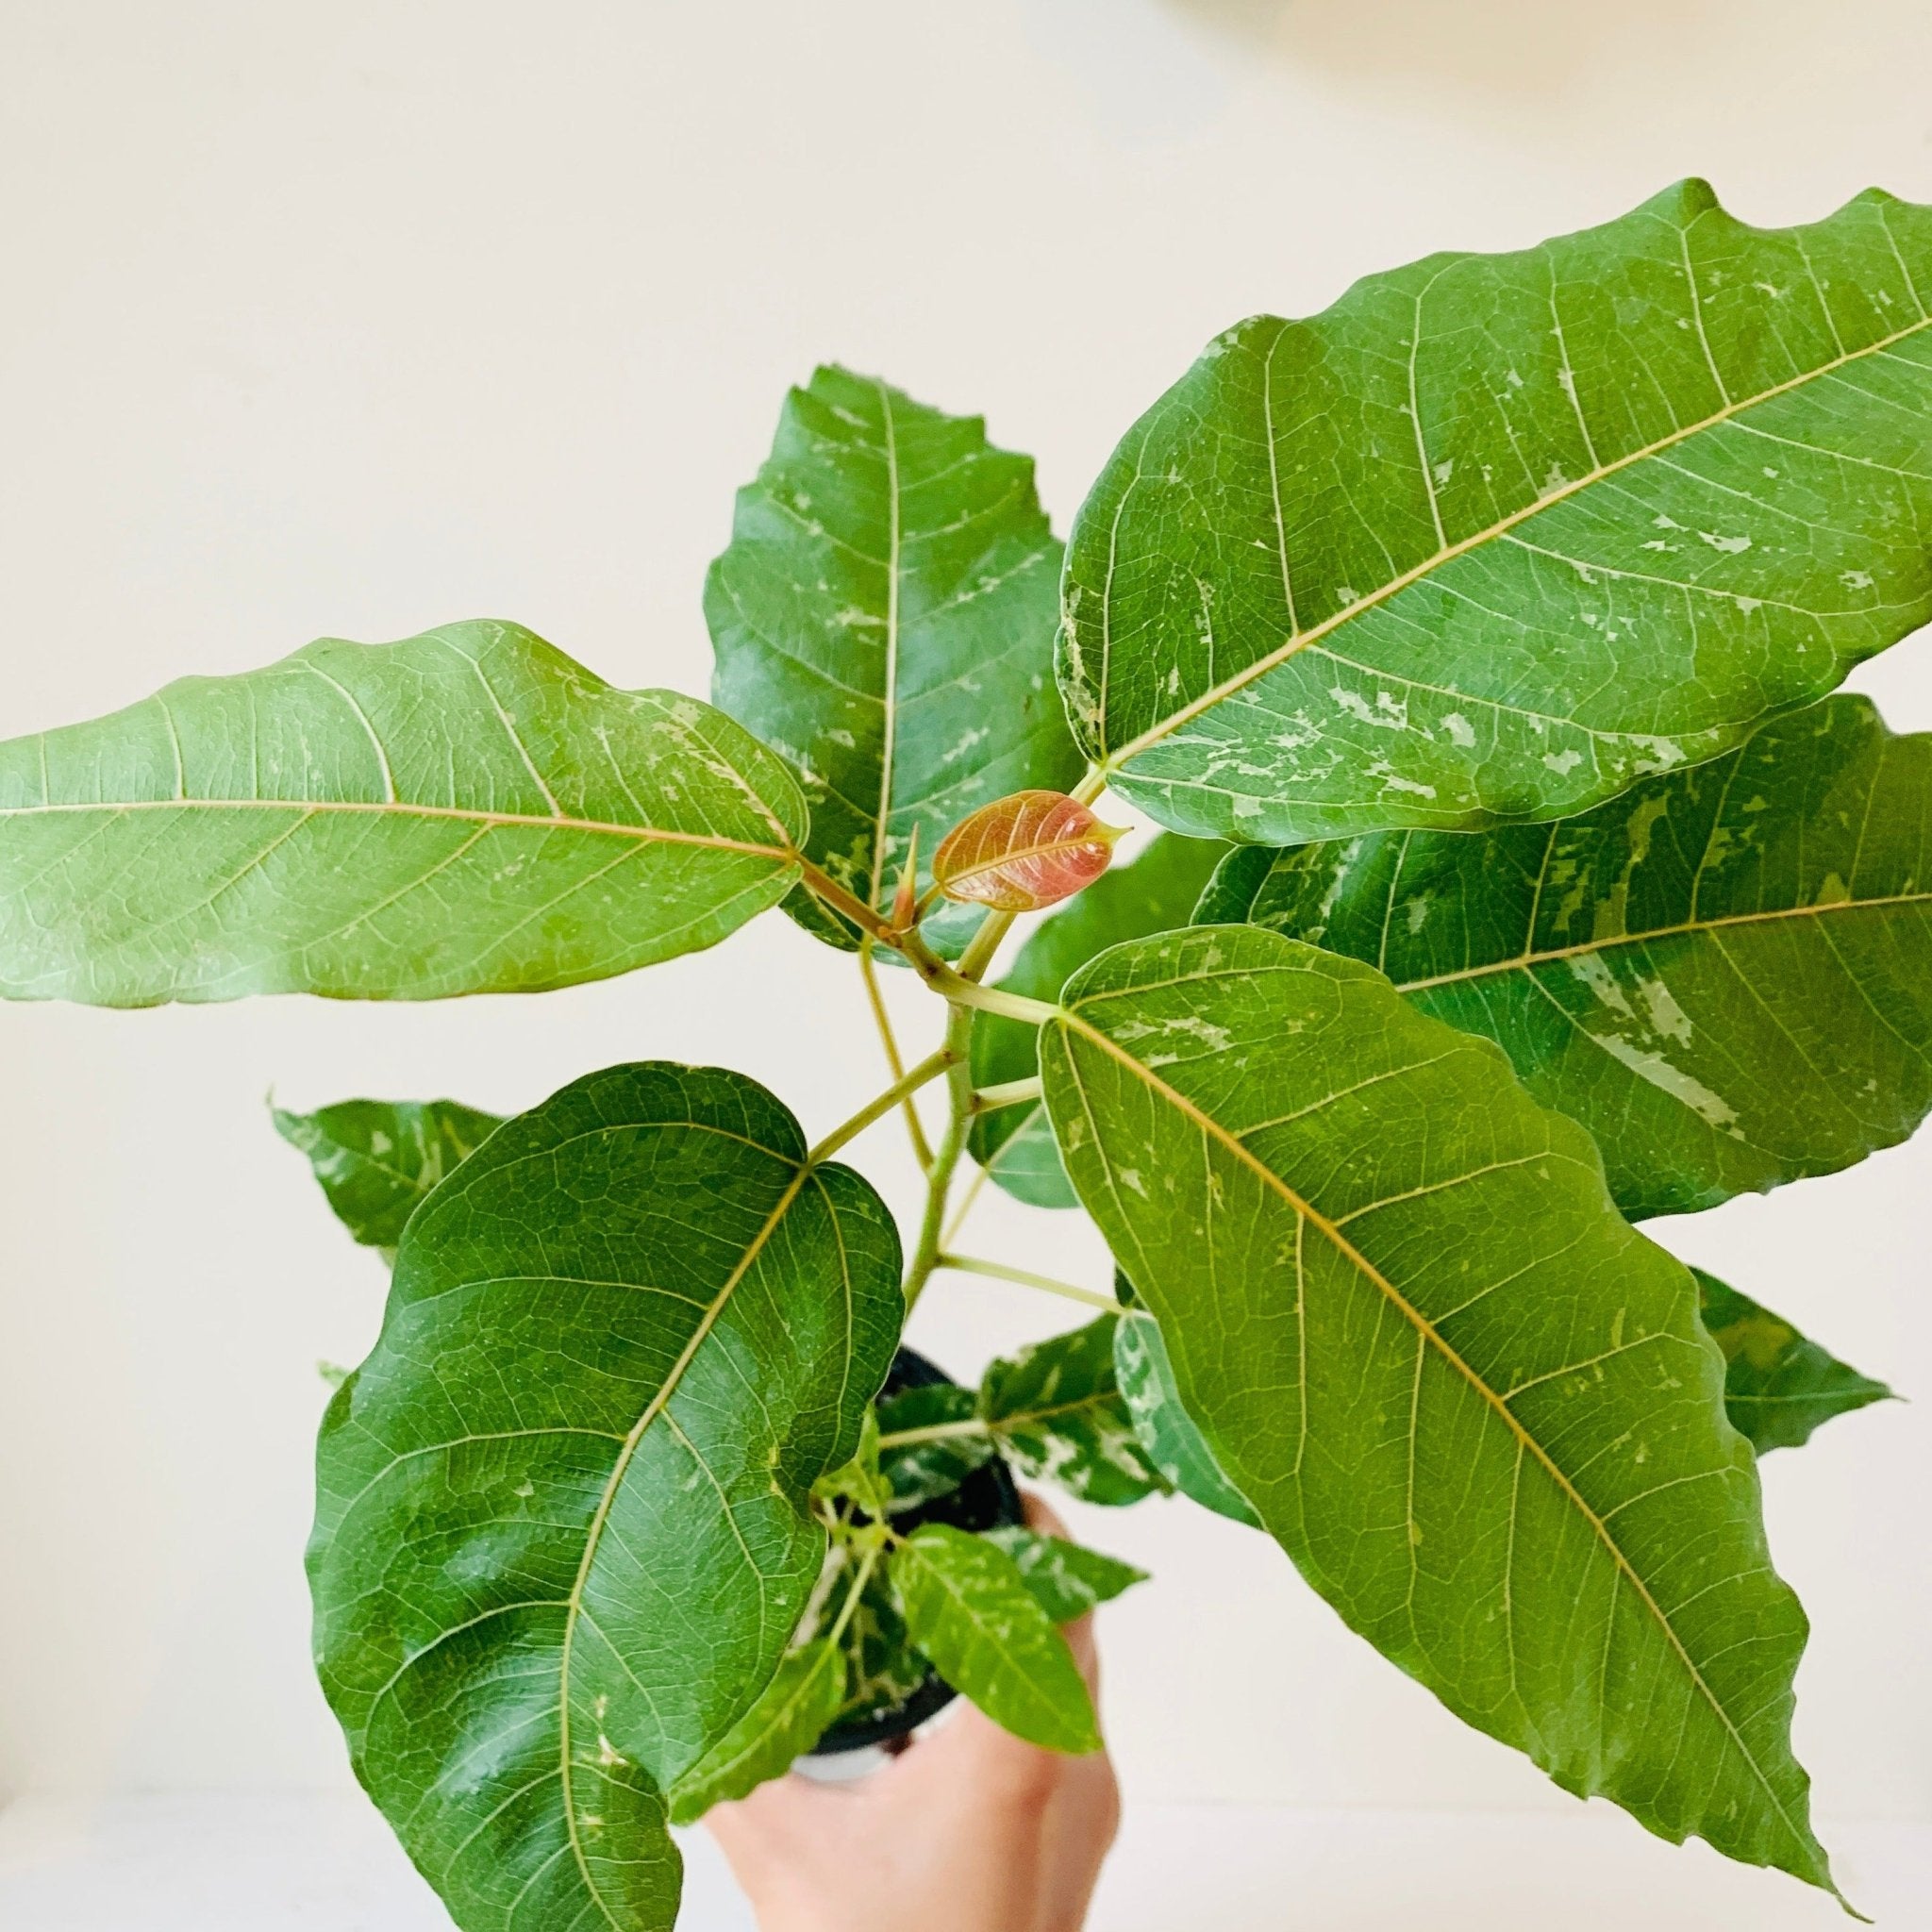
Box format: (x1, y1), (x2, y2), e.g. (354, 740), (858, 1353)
(0, 621), (808, 1005)
(1060, 182), (1932, 846)
(275, 1097), (504, 1257)
(309, 1062), (900, 1932)
(1200, 696), (1932, 1219)
(1698, 1270), (1892, 1455)
(981, 1315), (1167, 1506)
(1040, 926), (1834, 1893)
(892, 1524), (1101, 1753)
(971, 832), (1227, 1206)
(708, 366), (1079, 954)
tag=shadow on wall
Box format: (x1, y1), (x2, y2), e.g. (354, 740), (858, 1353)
(1164, 0), (1745, 99)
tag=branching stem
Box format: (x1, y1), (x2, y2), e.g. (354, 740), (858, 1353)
(808, 1046), (958, 1168)
(901, 1006), (975, 1312)
(824, 1542), (881, 1650)
(970, 1074), (1042, 1114)
(858, 941), (935, 1170)
(940, 1164), (990, 1251)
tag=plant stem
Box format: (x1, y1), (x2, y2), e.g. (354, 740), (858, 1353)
(824, 1542), (882, 1649)
(901, 1005), (975, 1313)
(874, 1416), (992, 1452)
(953, 905), (1017, 985)
(936, 1251), (1141, 1317)
(858, 941), (935, 1171)
(792, 856), (902, 949)
(808, 1047), (958, 1167)
(939, 1163), (989, 1251)
(970, 1074), (1042, 1114)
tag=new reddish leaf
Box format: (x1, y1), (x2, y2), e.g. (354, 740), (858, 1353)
(932, 791), (1122, 912)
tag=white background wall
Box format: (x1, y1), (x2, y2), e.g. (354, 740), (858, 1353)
(1, 0), (1926, 1846)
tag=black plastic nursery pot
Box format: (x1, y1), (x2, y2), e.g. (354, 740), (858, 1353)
(807, 1345), (1023, 1758)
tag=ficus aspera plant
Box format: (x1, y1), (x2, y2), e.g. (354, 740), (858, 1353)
(4, 180), (1929, 1926)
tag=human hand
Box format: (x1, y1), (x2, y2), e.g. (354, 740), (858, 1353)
(706, 1496), (1122, 1932)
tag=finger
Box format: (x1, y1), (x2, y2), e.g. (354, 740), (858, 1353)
(1020, 1490), (1070, 1541)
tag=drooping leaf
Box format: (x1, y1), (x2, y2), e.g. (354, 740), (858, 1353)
(980, 1315), (1167, 1507)
(1112, 1295), (1261, 1528)
(891, 1524), (1101, 1754)
(1698, 1269), (1893, 1455)
(708, 366), (1080, 955)
(667, 1641), (846, 1824)
(0, 622), (808, 1006)
(1040, 925), (1836, 1894)
(931, 791), (1122, 912)
(1060, 182), (1932, 846)
(982, 1525), (1148, 1624)
(308, 1062), (901, 1932)
(1201, 695), (1932, 1219)
(876, 1383), (996, 1511)
(274, 1097), (504, 1257)
(970, 832), (1228, 1208)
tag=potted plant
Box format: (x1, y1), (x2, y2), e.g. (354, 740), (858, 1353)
(2, 179), (1924, 1927)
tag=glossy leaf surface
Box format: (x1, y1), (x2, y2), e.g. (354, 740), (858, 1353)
(274, 1097), (503, 1256)
(892, 1524), (1101, 1754)
(1201, 696), (1932, 1218)
(983, 1526), (1148, 1624)
(309, 1063), (901, 1932)
(1061, 183), (1932, 845)
(1699, 1270), (1892, 1454)
(1040, 926), (1833, 1891)
(667, 1641), (845, 1824)
(708, 366), (1078, 953)
(981, 1315), (1166, 1507)
(1112, 1299), (1261, 1528)
(971, 832), (1228, 1208)
(932, 791), (1120, 912)
(0, 622), (808, 1005)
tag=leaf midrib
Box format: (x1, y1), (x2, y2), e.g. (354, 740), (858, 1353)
(1099, 308), (1932, 771)
(1391, 888), (1932, 993)
(0, 793), (796, 861)
(555, 1153), (815, 1926)
(868, 380), (904, 912)
(1051, 993), (1814, 1864)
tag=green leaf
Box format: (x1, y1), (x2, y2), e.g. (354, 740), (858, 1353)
(1698, 1269), (1893, 1455)
(971, 832), (1228, 1207)
(892, 1524), (1101, 1754)
(876, 1383), (996, 1511)
(1112, 1296), (1261, 1528)
(1201, 695), (1932, 1219)
(274, 1097), (504, 1257)
(1040, 925), (1836, 1894)
(981, 1315), (1167, 1506)
(708, 366), (1080, 955)
(982, 1525), (1148, 1624)
(308, 1061), (901, 1932)
(0, 620), (808, 1006)
(667, 1640), (846, 1824)
(1060, 182), (1932, 846)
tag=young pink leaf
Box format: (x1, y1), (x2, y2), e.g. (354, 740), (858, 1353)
(932, 791), (1124, 912)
